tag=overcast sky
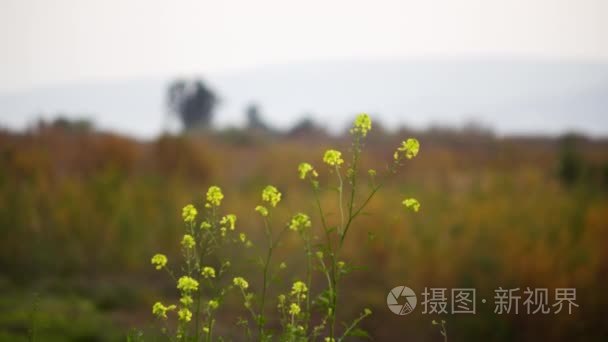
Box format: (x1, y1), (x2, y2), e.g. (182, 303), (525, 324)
(1, 0), (607, 92)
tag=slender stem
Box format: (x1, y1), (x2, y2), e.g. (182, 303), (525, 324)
(340, 184), (381, 247)
(312, 183), (335, 261)
(196, 207), (215, 342)
(304, 235), (312, 326)
(240, 288), (258, 325)
(346, 136), (360, 231)
(336, 165), (345, 234)
(311, 182), (338, 339)
(258, 216), (274, 338)
(205, 317), (213, 342)
(337, 312), (369, 342)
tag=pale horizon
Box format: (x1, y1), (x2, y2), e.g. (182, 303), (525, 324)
(2, 0), (607, 92)
(1, 0), (607, 138)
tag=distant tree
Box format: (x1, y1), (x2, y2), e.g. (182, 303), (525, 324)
(287, 116), (325, 138)
(167, 79), (217, 131)
(35, 115), (93, 134)
(557, 133), (585, 186)
(245, 103), (269, 131)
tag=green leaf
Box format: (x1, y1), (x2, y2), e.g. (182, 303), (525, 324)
(346, 328), (371, 339)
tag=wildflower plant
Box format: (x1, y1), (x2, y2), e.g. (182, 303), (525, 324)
(285, 113), (420, 341)
(149, 185), (243, 341)
(147, 113), (420, 341)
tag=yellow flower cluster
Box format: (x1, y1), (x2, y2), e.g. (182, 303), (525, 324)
(262, 185), (282, 207)
(220, 214), (237, 230)
(323, 149), (344, 166)
(233, 277), (249, 290)
(181, 234), (195, 249)
(394, 138), (420, 160)
(289, 213), (311, 232)
(298, 162), (318, 179)
(351, 113), (372, 137)
(151, 254), (167, 270)
(289, 303), (301, 315)
(178, 308), (192, 322)
(255, 205), (269, 217)
(403, 198), (421, 212)
(152, 302), (176, 319)
(208, 299), (219, 310)
(180, 295), (193, 306)
(177, 276), (199, 292)
(201, 266), (216, 279)
(291, 281), (308, 297)
(277, 294), (286, 308)
(206, 185), (224, 207)
(182, 204), (197, 223)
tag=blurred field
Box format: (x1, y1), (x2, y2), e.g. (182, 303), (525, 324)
(1, 125), (607, 341)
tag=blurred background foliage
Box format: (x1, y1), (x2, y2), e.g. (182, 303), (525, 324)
(1, 118), (608, 341)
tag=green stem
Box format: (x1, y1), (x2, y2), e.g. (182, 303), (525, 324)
(258, 216), (274, 339)
(340, 184), (381, 248)
(336, 165), (345, 235)
(304, 235), (312, 326)
(338, 311), (370, 342)
(196, 207), (215, 342)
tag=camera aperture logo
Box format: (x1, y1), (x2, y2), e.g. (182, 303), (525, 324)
(387, 286), (417, 315)
(386, 286), (579, 316)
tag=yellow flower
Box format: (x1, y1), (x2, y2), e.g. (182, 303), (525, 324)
(151, 254), (167, 270)
(262, 185), (282, 207)
(182, 204), (198, 223)
(239, 233), (247, 243)
(152, 302), (176, 319)
(277, 294), (286, 308)
(394, 138), (420, 160)
(201, 266), (216, 279)
(351, 113), (372, 136)
(208, 299), (219, 310)
(289, 213), (311, 232)
(255, 205), (269, 217)
(291, 281), (308, 296)
(180, 295), (193, 306)
(403, 198), (421, 212)
(298, 162), (318, 179)
(177, 276), (199, 292)
(323, 149), (344, 166)
(178, 308), (192, 322)
(289, 303), (301, 316)
(181, 234), (195, 249)
(233, 277), (249, 290)
(206, 186), (224, 206)
(220, 214), (237, 230)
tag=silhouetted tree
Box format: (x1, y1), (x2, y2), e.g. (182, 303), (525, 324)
(167, 79), (217, 131)
(557, 133), (585, 186)
(288, 116), (324, 137)
(246, 103), (269, 131)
